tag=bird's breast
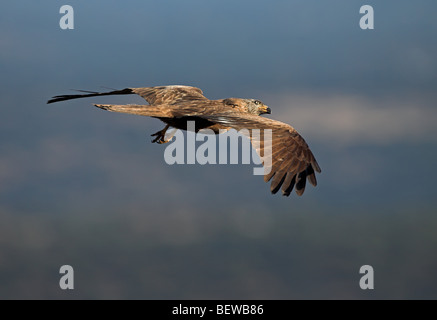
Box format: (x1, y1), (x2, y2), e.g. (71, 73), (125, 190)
(159, 116), (226, 133)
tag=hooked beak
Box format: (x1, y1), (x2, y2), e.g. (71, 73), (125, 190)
(262, 106), (272, 114)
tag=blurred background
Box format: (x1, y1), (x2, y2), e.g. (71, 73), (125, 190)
(1, 0), (436, 299)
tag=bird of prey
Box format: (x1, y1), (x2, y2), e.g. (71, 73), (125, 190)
(48, 85), (321, 196)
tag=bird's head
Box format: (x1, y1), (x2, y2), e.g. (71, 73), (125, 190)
(246, 99), (271, 116)
(223, 98), (271, 116)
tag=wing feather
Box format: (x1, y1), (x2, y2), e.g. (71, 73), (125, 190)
(132, 85), (208, 105)
(197, 112), (321, 196)
(47, 85), (208, 106)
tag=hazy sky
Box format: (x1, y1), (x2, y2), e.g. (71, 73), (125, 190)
(1, 0), (436, 209)
(1, 1), (436, 299)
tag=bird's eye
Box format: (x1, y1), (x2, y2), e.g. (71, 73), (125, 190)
(254, 100), (261, 105)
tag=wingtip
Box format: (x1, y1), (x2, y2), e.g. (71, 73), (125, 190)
(94, 104), (113, 111)
(94, 103), (105, 109)
(295, 189), (305, 196)
(312, 161), (322, 173)
(46, 95), (67, 104)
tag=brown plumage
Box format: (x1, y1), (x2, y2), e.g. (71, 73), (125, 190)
(48, 85), (321, 196)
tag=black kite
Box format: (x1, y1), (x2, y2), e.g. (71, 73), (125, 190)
(48, 85), (321, 196)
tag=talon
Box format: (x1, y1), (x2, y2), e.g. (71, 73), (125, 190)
(150, 124), (171, 144)
(151, 136), (161, 143)
(151, 136), (171, 144)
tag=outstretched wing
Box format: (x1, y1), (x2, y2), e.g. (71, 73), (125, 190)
(198, 112), (321, 196)
(47, 85), (208, 105)
(131, 86), (208, 105)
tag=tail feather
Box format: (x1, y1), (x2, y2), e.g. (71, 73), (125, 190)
(47, 88), (133, 104)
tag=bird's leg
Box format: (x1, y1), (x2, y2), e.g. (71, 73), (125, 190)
(151, 124), (169, 143)
(151, 124), (176, 144)
(164, 127), (178, 142)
